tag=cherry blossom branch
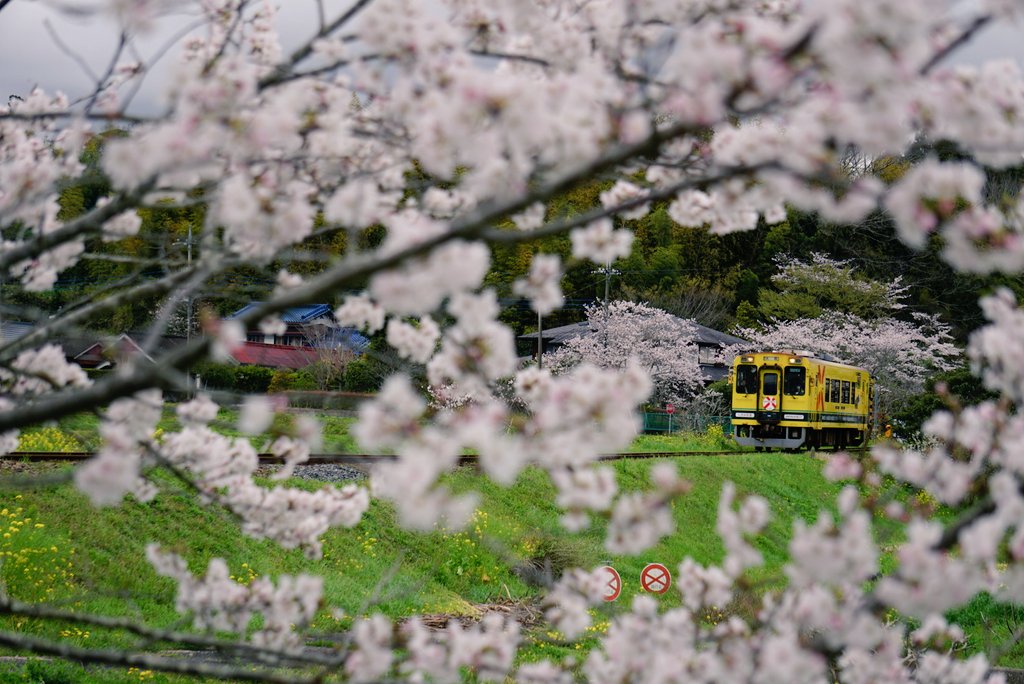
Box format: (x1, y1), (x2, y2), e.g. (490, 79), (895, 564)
(920, 14), (993, 75)
(481, 163), (777, 243)
(0, 595), (341, 667)
(0, 264), (200, 362)
(0, 119), (707, 432)
(468, 49), (552, 68)
(0, 629), (321, 683)
(297, 0), (374, 62)
(81, 31), (128, 116)
(0, 111), (153, 123)
(0, 180), (156, 271)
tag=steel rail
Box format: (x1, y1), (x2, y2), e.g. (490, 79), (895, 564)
(2, 449), (864, 464)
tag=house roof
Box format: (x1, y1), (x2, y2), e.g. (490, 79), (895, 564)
(230, 342), (319, 369)
(228, 303), (334, 324)
(73, 333), (157, 369)
(1, 321), (33, 344)
(690, 322), (747, 347)
(519, 321), (592, 345)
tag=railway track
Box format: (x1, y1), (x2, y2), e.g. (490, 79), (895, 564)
(1, 448), (860, 465)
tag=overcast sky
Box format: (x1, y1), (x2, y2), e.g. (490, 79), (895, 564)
(2, 1), (1023, 115)
(0, 1), (354, 114)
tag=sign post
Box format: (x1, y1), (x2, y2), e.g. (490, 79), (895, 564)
(666, 403), (675, 433)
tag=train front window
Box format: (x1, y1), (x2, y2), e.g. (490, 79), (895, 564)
(736, 365), (758, 394)
(762, 372), (778, 396)
(784, 367), (806, 396)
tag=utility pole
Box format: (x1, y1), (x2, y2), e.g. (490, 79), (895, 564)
(185, 223), (193, 342)
(595, 261), (620, 347)
(537, 310), (543, 369)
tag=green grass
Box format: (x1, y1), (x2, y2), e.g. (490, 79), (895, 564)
(21, 409), (359, 454)
(0, 450), (846, 680)
(26, 408), (734, 456)
(1, 440), (1008, 678)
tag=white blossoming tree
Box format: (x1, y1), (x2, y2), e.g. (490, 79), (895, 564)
(1, 0), (1024, 681)
(739, 254), (963, 417)
(545, 300), (707, 405)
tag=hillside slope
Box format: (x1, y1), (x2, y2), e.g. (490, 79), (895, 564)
(2, 454), (848, 681)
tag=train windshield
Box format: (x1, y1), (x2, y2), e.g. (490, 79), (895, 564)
(736, 364), (758, 394)
(762, 372), (778, 396)
(784, 367), (806, 396)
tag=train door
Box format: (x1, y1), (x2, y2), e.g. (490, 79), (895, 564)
(760, 368), (780, 416)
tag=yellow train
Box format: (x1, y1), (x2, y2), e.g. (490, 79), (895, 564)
(730, 350), (875, 451)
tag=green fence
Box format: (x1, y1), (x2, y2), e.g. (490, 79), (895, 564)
(642, 413), (733, 435)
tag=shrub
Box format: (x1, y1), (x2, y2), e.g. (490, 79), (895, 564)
(343, 358), (381, 392)
(17, 427), (83, 453)
(267, 369), (295, 394)
(291, 368), (319, 391)
(233, 366), (274, 393)
(192, 361), (236, 390)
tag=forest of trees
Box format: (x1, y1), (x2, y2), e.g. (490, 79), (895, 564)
(18, 134), (1023, 366)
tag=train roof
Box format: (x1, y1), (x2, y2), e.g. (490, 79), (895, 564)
(736, 350), (869, 371)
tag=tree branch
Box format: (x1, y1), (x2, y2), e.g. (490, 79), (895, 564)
(0, 118), (704, 431)
(0, 629), (322, 683)
(0, 180), (156, 272)
(0, 595), (343, 667)
(920, 14), (992, 76)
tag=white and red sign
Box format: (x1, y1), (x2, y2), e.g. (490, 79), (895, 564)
(640, 563), (671, 594)
(666, 403), (675, 414)
(762, 396), (777, 410)
(598, 566), (622, 602)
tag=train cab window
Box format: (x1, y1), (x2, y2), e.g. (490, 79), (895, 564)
(841, 380), (851, 404)
(763, 372), (778, 396)
(783, 367), (806, 395)
(826, 378), (837, 403)
(851, 385), (858, 405)
(736, 365), (758, 394)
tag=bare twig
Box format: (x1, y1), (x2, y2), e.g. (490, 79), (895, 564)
(44, 18), (99, 82)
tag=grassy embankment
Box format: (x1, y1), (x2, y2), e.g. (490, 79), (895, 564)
(16, 410), (729, 455)
(1, 416), (1016, 680)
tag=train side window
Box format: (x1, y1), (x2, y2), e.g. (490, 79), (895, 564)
(841, 380), (851, 404)
(736, 365), (758, 394)
(824, 379), (830, 402)
(828, 378), (838, 403)
(784, 367), (806, 395)
(763, 372), (778, 396)
(851, 385), (858, 404)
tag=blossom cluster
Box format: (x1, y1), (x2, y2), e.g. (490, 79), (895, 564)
(5, 0), (1024, 680)
(147, 545), (322, 653)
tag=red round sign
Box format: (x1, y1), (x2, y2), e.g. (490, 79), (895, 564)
(640, 563), (671, 594)
(598, 566), (622, 602)
(666, 403), (675, 414)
